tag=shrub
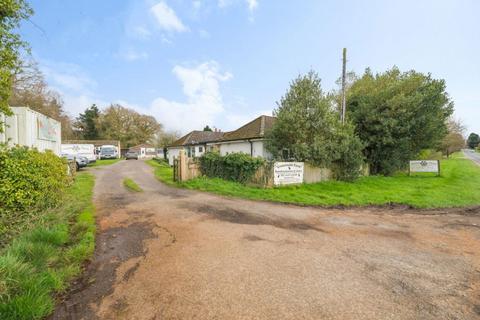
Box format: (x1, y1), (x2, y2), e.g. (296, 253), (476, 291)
(0, 146), (70, 245)
(199, 152), (264, 183)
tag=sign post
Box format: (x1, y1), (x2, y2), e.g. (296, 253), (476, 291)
(409, 160), (440, 176)
(273, 162), (304, 186)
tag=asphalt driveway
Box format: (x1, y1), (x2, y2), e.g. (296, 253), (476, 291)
(51, 160), (480, 320)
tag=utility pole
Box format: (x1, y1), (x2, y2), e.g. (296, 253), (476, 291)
(341, 48), (347, 125)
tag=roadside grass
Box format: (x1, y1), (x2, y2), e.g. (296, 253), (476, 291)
(123, 178), (143, 192)
(0, 173), (96, 320)
(88, 159), (121, 167)
(149, 154), (480, 208)
(146, 159), (176, 187)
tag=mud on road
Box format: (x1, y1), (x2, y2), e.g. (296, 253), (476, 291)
(51, 160), (480, 320)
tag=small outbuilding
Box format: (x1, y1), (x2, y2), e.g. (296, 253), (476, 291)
(129, 143), (157, 159)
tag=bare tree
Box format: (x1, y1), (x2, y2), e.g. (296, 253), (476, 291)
(9, 59), (76, 139)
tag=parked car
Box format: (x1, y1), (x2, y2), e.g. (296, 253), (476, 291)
(62, 154), (89, 171)
(100, 145), (119, 159)
(125, 151), (139, 160)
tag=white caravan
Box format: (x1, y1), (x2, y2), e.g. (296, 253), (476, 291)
(61, 144), (96, 163)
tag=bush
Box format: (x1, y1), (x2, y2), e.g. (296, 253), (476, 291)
(0, 146), (70, 245)
(199, 152), (264, 183)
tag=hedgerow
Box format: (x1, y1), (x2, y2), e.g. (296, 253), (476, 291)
(199, 152), (264, 183)
(0, 146), (70, 246)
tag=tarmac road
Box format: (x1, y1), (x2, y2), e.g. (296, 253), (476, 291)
(51, 159), (480, 320)
(464, 149), (480, 166)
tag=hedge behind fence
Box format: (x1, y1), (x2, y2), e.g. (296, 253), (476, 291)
(0, 146), (70, 245)
(199, 152), (264, 183)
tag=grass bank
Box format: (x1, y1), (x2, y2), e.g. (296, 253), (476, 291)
(88, 159), (121, 167)
(0, 173), (96, 320)
(146, 159), (176, 187)
(148, 156), (480, 208)
(123, 178), (142, 192)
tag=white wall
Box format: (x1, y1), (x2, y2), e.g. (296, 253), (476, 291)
(217, 140), (271, 159)
(2, 107), (61, 155)
(219, 141), (251, 156)
(168, 147), (182, 165)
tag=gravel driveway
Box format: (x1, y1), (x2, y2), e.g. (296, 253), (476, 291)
(51, 160), (480, 320)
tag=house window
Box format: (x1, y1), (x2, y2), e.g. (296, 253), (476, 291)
(199, 146), (203, 153)
(187, 147), (192, 157)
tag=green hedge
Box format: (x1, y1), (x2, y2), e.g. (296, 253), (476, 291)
(0, 146), (70, 246)
(199, 152), (264, 183)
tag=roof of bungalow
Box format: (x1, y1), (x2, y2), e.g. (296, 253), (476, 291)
(169, 130), (226, 147)
(219, 115), (276, 142)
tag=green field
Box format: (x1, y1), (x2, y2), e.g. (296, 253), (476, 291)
(148, 155), (480, 209)
(88, 158), (122, 167)
(0, 173), (96, 319)
(123, 178), (143, 192)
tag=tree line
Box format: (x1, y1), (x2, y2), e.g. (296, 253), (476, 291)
(267, 67), (466, 180)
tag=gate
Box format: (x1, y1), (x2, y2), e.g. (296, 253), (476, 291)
(173, 158), (180, 182)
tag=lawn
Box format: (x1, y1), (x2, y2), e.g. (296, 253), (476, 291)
(88, 158), (122, 167)
(0, 173), (96, 320)
(148, 155), (480, 209)
(123, 178), (143, 192)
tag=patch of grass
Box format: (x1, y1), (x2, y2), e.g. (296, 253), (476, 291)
(123, 178), (142, 192)
(88, 159), (121, 167)
(179, 156), (480, 208)
(0, 173), (96, 320)
(146, 159), (175, 186)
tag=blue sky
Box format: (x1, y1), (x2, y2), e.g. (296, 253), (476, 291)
(20, 0), (480, 134)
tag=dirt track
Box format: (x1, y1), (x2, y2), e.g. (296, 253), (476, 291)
(51, 160), (480, 320)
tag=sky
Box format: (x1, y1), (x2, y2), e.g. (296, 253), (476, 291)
(20, 0), (480, 135)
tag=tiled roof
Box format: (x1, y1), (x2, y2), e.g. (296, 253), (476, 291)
(220, 115), (276, 142)
(169, 131), (225, 147)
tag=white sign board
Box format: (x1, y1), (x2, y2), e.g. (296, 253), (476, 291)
(409, 160), (440, 174)
(274, 162), (304, 186)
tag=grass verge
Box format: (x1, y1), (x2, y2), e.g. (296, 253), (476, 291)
(123, 178), (142, 192)
(146, 159), (176, 186)
(0, 173), (96, 320)
(88, 159), (121, 167)
(149, 155), (480, 209)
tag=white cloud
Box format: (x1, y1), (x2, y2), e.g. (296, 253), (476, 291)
(218, 0), (258, 12)
(246, 0), (258, 12)
(150, 1), (188, 33)
(117, 49), (149, 61)
(41, 62), (96, 93)
(39, 60), (105, 116)
(146, 61), (232, 133)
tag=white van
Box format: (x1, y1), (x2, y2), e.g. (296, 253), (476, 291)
(61, 144), (96, 163)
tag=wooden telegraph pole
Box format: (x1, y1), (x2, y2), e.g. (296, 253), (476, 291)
(341, 48), (347, 125)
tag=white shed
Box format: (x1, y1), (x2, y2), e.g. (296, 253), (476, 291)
(0, 107), (62, 155)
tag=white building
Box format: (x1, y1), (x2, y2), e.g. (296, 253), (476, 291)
(207, 115), (275, 159)
(167, 115), (275, 165)
(167, 131), (225, 165)
(0, 107), (62, 155)
(129, 143), (157, 159)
